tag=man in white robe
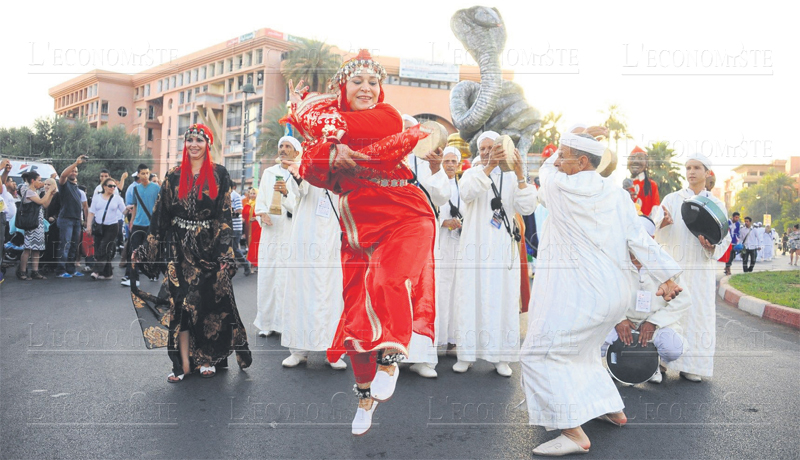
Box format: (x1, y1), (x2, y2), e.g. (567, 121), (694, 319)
(762, 225), (776, 261)
(402, 115), (452, 379)
(652, 153), (731, 382)
(520, 132), (684, 456)
(253, 137), (298, 337)
(600, 216), (690, 385)
(453, 131), (537, 377)
(278, 148), (347, 370)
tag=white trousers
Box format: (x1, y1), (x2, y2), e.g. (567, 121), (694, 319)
(600, 327), (687, 363)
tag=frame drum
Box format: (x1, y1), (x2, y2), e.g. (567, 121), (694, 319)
(681, 195), (727, 245)
(412, 121), (448, 158)
(606, 330), (660, 385)
(494, 135), (517, 172)
(597, 148), (618, 177)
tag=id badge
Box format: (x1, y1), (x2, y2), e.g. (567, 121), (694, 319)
(316, 196), (332, 219)
(635, 290), (652, 313)
(490, 210), (502, 229)
(449, 228), (461, 239)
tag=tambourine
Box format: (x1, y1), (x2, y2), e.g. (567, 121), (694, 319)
(494, 135), (517, 172)
(606, 330), (660, 385)
(681, 195), (727, 245)
(412, 121), (448, 159)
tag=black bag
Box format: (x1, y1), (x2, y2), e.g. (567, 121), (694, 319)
(15, 200), (40, 231)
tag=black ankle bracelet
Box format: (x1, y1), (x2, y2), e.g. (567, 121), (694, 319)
(353, 385), (371, 399)
(377, 352), (405, 366)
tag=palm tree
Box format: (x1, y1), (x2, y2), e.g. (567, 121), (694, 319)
(646, 141), (684, 197)
(600, 103), (633, 154)
(531, 111), (562, 152)
(281, 39), (342, 93)
(256, 104), (305, 160)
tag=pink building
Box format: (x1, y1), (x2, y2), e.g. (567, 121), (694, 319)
(49, 28), (502, 188)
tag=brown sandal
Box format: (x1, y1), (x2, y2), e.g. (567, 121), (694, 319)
(31, 271), (47, 280)
(16, 270), (31, 281)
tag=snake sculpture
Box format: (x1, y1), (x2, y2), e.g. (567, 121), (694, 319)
(449, 6), (542, 156)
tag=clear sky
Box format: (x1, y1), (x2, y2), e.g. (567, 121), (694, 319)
(1, 0), (794, 184)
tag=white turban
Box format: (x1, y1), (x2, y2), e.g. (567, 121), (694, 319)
(279, 136), (302, 153)
(685, 152), (712, 169)
(566, 123), (588, 134)
(560, 132), (605, 157)
(443, 146), (460, 158)
(402, 114), (419, 127)
(477, 131), (500, 147)
(639, 215), (656, 237)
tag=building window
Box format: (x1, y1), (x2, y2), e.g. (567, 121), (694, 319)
(135, 88), (140, 99)
(200, 66), (206, 80)
(144, 84), (150, 97)
(227, 58), (233, 72)
(228, 78), (234, 93)
(118, 107), (128, 117)
(147, 128), (154, 141)
(168, 99), (173, 110)
(148, 105), (156, 120)
(255, 48), (263, 64)
(192, 69), (198, 82)
(101, 100), (109, 114)
(179, 92), (185, 105)
(237, 75), (244, 91)
(237, 54), (243, 69)
(157, 80), (162, 93)
(256, 70), (264, 86)
(186, 90), (192, 103)
(171, 76), (176, 88)
(202, 85), (208, 93)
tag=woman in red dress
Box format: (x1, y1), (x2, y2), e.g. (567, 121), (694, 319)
(243, 187), (260, 268)
(286, 50), (436, 435)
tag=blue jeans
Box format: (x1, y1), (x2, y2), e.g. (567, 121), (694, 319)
(56, 217), (82, 274)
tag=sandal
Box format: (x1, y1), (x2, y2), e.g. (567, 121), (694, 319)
(31, 271), (47, 280)
(167, 372), (186, 383)
(199, 365), (216, 378)
(16, 270), (31, 281)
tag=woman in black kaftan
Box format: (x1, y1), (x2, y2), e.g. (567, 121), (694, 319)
(133, 124), (251, 382)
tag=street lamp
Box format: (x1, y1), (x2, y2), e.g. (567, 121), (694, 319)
(241, 83), (256, 193)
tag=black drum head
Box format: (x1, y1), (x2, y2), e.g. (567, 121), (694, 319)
(606, 331), (660, 385)
(681, 200), (723, 245)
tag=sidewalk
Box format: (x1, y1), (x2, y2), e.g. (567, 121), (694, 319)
(716, 250), (799, 330)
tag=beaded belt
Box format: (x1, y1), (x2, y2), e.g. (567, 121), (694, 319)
(369, 178), (408, 187)
(172, 217), (212, 230)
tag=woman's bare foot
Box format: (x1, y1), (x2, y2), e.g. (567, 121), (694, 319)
(358, 397), (375, 411)
(561, 426), (591, 450)
(605, 411), (628, 426)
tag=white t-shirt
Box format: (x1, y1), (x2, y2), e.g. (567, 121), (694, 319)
(89, 194), (126, 225)
(1, 183), (16, 219)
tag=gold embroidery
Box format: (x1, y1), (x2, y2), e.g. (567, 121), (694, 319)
(364, 265), (382, 342)
(143, 326), (168, 348)
(339, 194), (362, 251)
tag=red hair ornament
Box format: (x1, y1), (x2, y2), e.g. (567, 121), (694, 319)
(179, 124), (218, 200)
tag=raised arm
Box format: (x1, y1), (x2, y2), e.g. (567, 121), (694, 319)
(60, 155), (86, 185)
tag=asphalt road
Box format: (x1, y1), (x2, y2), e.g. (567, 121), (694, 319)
(1, 255), (798, 459)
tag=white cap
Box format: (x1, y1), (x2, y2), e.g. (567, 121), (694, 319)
(278, 136), (302, 153)
(685, 152), (712, 169)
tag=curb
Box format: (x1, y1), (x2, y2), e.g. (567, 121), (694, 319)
(718, 275), (799, 330)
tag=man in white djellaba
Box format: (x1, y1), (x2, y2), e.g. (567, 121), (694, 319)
(452, 131), (537, 377)
(253, 137), (299, 337)
(277, 145), (347, 370)
(401, 115), (452, 379)
(520, 132), (684, 456)
(652, 153), (732, 383)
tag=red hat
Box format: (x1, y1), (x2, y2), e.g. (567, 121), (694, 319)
(330, 49), (387, 111)
(542, 143), (557, 159)
(630, 145), (647, 155)
(179, 123), (218, 201)
(461, 158), (472, 171)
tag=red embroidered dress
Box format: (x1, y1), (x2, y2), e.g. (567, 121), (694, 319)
(632, 173), (660, 217)
(288, 93), (437, 362)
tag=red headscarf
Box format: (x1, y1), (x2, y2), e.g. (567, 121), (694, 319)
(542, 143), (557, 159)
(330, 49), (387, 112)
(178, 123), (218, 200)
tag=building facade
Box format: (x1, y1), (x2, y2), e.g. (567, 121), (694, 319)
(723, 158), (800, 209)
(49, 28), (500, 188)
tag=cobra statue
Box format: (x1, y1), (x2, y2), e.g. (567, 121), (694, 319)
(449, 6), (542, 156)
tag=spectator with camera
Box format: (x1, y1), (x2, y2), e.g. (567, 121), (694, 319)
(87, 177), (126, 280)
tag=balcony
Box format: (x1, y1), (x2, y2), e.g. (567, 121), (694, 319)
(196, 91), (224, 110)
(225, 144), (243, 155)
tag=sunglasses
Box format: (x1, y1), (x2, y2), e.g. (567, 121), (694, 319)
(106, 184), (117, 188)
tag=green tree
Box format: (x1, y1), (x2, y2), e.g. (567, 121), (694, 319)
(281, 39), (342, 93)
(645, 141), (684, 198)
(734, 170), (800, 233)
(600, 103), (633, 154)
(531, 111), (562, 153)
(256, 105), (305, 160)
(1, 117), (142, 192)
